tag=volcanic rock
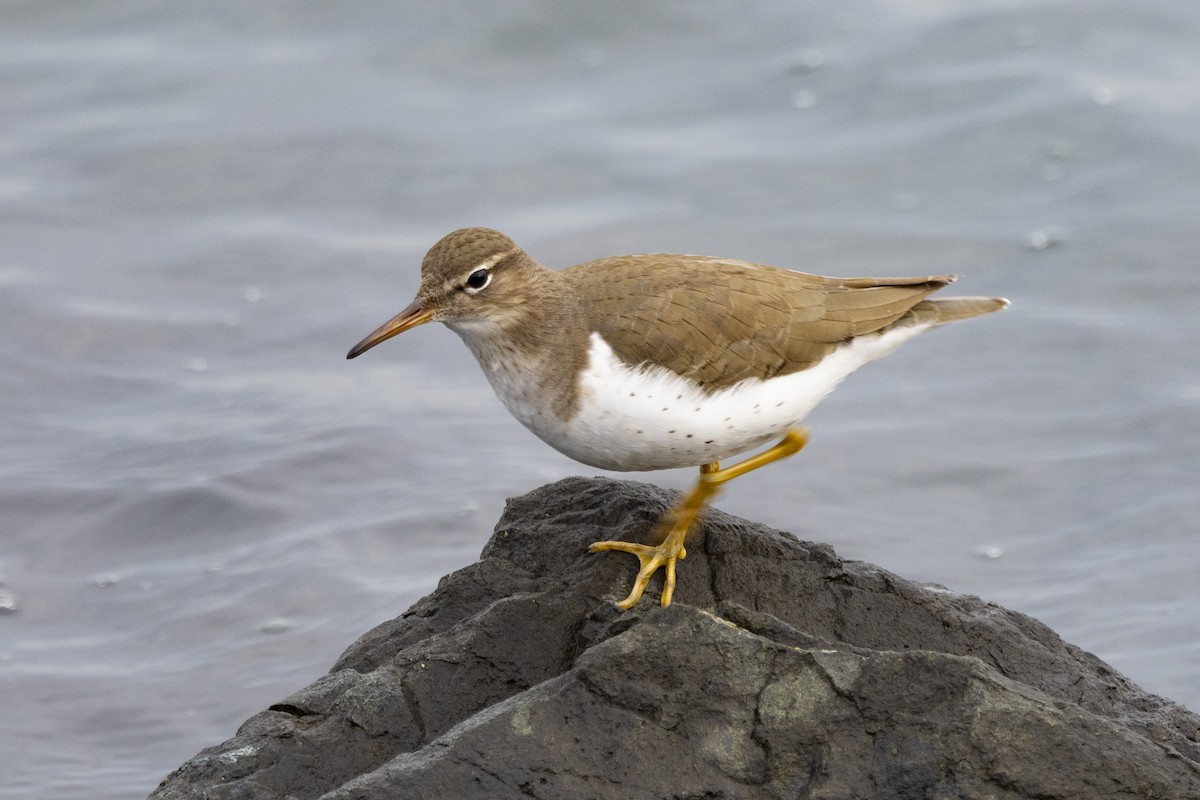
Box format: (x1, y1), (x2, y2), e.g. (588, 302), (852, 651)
(150, 477), (1200, 799)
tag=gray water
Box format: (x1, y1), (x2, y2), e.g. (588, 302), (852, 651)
(3, 2), (1198, 797)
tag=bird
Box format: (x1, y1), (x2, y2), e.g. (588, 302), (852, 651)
(347, 227), (1008, 610)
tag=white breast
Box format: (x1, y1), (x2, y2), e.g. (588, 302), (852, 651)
(550, 327), (933, 471)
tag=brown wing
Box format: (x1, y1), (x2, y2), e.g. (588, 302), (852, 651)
(565, 254), (955, 392)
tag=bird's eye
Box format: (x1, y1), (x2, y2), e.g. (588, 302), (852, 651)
(464, 269), (491, 292)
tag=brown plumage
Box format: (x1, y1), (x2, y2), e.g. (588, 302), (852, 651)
(567, 254), (1003, 392)
(346, 227), (1009, 610)
(349, 227), (1008, 414)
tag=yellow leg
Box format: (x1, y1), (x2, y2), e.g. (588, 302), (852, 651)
(588, 427), (810, 610)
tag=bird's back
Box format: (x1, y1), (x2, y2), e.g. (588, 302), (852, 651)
(564, 254), (1001, 393)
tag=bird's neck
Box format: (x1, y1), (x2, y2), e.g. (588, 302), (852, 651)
(448, 269), (590, 424)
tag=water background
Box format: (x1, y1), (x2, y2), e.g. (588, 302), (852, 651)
(3, 2), (1199, 797)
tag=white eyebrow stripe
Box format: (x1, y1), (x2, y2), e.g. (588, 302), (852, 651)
(444, 248), (520, 292)
(472, 248), (520, 272)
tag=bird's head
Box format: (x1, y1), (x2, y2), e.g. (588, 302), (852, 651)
(346, 227), (541, 359)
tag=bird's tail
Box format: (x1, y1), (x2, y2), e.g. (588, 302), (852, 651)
(907, 296), (1010, 327)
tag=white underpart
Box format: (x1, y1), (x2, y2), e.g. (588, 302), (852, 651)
(551, 326), (934, 471)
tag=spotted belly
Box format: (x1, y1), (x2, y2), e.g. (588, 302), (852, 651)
(547, 329), (930, 472)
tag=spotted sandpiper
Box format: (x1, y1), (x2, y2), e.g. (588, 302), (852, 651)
(347, 227), (1008, 610)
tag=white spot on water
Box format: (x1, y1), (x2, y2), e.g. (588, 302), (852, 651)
(790, 89), (818, 109)
(1026, 229), (1065, 250)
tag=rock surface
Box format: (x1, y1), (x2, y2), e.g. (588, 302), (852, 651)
(150, 477), (1200, 799)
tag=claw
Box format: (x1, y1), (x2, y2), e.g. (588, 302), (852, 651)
(587, 427), (810, 611)
(587, 539), (686, 608)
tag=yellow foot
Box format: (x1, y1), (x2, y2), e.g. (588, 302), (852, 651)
(587, 538), (687, 609)
(587, 426), (811, 612)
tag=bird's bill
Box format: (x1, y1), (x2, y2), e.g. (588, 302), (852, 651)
(346, 300), (433, 359)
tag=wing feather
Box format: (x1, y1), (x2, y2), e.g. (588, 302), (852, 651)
(565, 255), (957, 392)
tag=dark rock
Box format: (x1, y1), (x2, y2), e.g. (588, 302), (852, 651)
(150, 477), (1200, 799)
